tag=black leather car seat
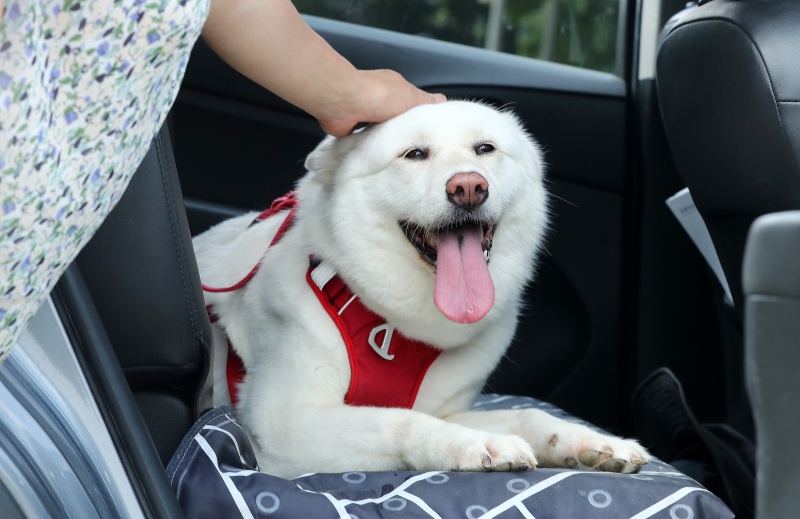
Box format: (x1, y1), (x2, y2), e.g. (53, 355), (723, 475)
(52, 123), (212, 518)
(657, 2), (800, 517)
(657, 0), (800, 434)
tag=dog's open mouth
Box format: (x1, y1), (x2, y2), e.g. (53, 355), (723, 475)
(400, 220), (496, 324)
(400, 220), (494, 266)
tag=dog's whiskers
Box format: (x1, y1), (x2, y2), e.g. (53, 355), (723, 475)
(497, 101), (518, 112)
(549, 193), (578, 207)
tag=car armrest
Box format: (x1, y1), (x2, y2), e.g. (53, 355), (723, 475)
(743, 210), (800, 519)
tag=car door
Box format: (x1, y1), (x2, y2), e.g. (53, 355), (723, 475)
(172, 0), (634, 432)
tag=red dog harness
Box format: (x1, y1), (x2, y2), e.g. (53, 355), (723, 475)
(202, 193), (441, 409)
(307, 260), (441, 408)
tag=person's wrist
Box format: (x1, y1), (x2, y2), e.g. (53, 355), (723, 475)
(312, 70), (371, 136)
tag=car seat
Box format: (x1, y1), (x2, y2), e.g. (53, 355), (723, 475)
(743, 211), (800, 519)
(656, 1), (800, 517)
(52, 123), (212, 518)
(657, 0), (800, 436)
(658, 0), (800, 316)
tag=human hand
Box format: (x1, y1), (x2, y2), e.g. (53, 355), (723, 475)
(315, 69), (446, 138)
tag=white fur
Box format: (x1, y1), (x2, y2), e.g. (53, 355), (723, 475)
(194, 101), (649, 478)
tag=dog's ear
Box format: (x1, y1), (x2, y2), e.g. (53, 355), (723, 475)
(305, 136), (348, 182)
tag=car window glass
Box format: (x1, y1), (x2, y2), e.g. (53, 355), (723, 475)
(296, 0), (623, 75)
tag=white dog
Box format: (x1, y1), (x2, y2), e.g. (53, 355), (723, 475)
(194, 101), (649, 478)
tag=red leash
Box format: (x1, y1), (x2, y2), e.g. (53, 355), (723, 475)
(201, 192), (298, 293)
(202, 192), (298, 407)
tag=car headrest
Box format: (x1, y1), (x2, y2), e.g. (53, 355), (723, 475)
(657, 0), (800, 218)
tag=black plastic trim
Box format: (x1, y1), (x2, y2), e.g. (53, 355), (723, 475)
(52, 267), (184, 519)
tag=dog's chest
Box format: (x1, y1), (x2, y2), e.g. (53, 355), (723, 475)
(307, 260), (441, 409)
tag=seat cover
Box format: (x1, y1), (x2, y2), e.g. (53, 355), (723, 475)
(167, 395), (734, 519)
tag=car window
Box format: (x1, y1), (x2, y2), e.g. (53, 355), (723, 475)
(296, 0), (623, 75)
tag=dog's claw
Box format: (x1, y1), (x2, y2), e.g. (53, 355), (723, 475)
(517, 457), (537, 472)
(481, 454), (493, 471)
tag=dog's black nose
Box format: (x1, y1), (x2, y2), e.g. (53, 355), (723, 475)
(446, 172), (489, 210)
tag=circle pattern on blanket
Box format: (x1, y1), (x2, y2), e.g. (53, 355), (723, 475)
(343, 472), (367, 484)
(382, 497), (407, 511)
(506, 478), (531, 493)
(177, 402), (734, 519)
(670, 504), (694, 519)
(588, 489), (612, 508)
(466, 504), (488, 518)
(256, 491), (280, 513)
(426, 473), (450, 484)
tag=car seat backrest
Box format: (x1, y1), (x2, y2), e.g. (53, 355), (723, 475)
(72, 123), (212, 465)
(657, 0), (800, 315)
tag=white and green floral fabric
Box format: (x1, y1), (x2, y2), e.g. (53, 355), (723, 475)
(0, 0), (210, 362)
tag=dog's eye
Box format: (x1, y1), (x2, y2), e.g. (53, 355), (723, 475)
(403, 148), (429, 161)
(475, 143), (495, 155)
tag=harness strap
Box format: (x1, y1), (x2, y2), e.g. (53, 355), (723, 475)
(207, 306), (245, 406)
(307, 261), (441, 409)
(201, 192), (298, 293)
(202, 192), (297, 407)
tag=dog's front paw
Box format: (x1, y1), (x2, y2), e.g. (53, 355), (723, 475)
(427, 428), (538, 472)
(458, 432), (538, 472)
(548, 428), (650, 474)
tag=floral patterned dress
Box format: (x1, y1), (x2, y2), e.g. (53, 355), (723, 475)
(0, 0), (210, 362)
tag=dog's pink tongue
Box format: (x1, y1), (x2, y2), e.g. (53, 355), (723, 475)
(433, 225), (495, 323)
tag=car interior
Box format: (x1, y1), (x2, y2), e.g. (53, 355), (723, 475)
(656, 1), (800, 517)
(7, 0), (799, 517)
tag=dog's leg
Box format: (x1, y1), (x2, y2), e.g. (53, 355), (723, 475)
(443, 409), (650, 474)
(244, 404), (538, 477)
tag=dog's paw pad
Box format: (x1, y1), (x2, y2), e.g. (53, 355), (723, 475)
(597, 458), (626, 472)
(578, 440), (650, 473)
(548, 429), (650, 473)
(577, 448), (612, 467)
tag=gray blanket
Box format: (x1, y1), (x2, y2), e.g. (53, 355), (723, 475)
(167, 395), (734, 518)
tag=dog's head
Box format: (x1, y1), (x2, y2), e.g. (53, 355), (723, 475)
(299, 101), (548, 342)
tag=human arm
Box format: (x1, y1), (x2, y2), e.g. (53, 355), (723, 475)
(201, 0), (444, 137)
